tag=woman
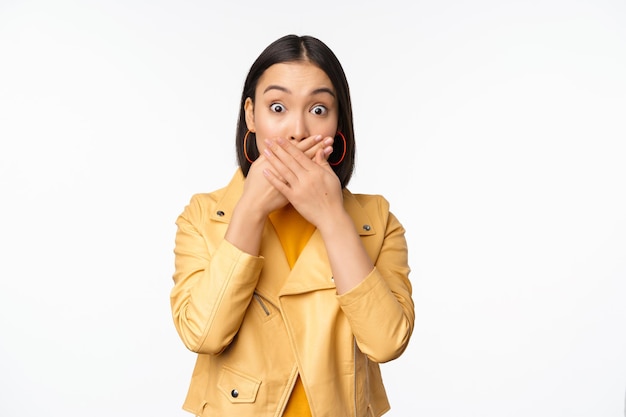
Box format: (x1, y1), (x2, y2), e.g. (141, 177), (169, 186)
(170, 34), (414, 417)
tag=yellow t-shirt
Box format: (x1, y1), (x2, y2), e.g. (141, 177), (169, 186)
(268, 205), (315, 417)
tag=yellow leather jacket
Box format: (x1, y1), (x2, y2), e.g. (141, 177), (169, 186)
(171, 170), (414, 417)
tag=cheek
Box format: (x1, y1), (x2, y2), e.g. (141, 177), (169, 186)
(317, 112), (339, 136)
(252, 119), (280, 153)
(252, 121), (271, 152)
(318, 120), (339, 138)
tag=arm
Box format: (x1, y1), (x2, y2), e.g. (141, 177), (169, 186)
(262, 139), (414, 362)
(171, 137), (332, 354)
(170, 195), (264, 355)
(337, 209), (414, 363)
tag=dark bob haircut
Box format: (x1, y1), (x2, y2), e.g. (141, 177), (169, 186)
(235, 34), (356, 188)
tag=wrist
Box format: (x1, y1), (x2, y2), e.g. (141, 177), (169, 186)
(232, 199), (268, 226)
(317, 209), (353, 238)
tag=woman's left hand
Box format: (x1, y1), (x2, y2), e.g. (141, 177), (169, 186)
(262, 137), (344, 230)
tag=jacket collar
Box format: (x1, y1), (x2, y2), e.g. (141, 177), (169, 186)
(209, 169), (245, 224)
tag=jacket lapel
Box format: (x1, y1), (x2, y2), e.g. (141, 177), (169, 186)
(278, 229), (335, 296)
(278, 189), (377, 297)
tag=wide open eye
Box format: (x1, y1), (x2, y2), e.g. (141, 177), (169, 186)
(270, 103), (286, 113)
(311, 105), (327, 116)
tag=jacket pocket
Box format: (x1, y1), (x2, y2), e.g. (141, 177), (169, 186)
(252, 292), (276, 321)
(217, 366), (261, 404)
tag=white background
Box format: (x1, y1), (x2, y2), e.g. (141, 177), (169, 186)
(1, 0), (625, 416)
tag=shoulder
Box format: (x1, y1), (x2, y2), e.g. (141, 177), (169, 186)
(345, 190), (391, 214)
(178, 184), (229, 223)
(179, 170), (244, 222)
(188, 186), (228, 207)
(344, 190), (407, 235)
(343, 190), (398, 235)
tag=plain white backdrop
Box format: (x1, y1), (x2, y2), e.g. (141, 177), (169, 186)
(1, 0), (625, 416)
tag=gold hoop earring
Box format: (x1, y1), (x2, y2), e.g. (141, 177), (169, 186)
(329, 131), (347, 166)
(243, 130), (255, 164)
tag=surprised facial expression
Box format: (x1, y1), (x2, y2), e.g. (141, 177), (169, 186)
(244, 61), (339, 155)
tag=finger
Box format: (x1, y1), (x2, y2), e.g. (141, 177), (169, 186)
(272, 138), (317, 172)
(262, 166), (290, 195)
(302, 136), (334, 160)
(250, 154), (287, 183)
(294, 134), (323, 153)
(314, 148), (328, 166)
(263, 139), (303, 187)
(322, 142), (333, 160)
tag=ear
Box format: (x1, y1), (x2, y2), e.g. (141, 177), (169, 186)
(244, 97), (255, 132)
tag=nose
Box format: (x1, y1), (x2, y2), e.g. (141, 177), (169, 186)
(289, 114), (308, 142)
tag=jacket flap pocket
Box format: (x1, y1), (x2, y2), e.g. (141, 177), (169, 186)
(217, 366), (261, 403)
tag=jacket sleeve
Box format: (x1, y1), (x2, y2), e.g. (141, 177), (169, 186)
(170, 195), (264, 355)
(337, 207), (414, 363)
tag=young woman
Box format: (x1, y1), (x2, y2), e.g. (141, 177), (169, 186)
(170, 34), (414, 417)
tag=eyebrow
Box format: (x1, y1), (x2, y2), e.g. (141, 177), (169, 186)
(263, 85), (336, 98)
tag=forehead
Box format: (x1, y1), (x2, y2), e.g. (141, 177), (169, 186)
(256, 62), (334, 95)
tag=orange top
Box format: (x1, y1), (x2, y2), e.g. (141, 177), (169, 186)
(268, 205), (315, 417)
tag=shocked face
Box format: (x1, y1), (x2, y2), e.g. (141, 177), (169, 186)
(245, 61), (339, 155)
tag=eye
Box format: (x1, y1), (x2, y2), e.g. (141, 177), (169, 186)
(311, 105), (327, 116)
(270, 103), (286, 113)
